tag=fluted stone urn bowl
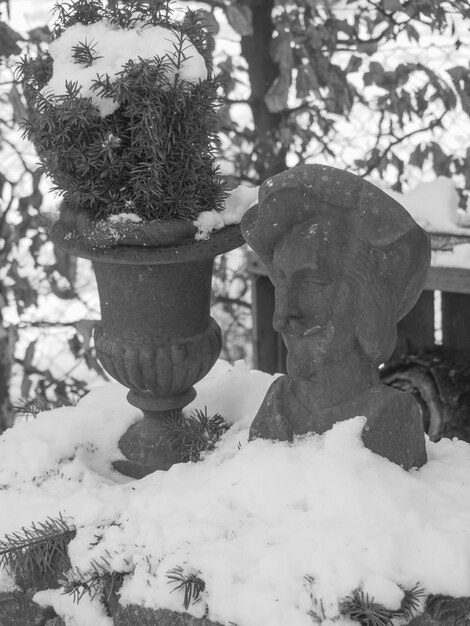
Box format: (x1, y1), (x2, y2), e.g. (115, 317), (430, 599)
(51, 213), (244, 478)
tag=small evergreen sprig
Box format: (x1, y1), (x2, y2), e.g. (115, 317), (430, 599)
(11, 396), (76, 419)
(340, 584), (425, 625)
(60, 552), (129, 603)
(0, 515), (75, 582)
(163, 408), (229, 463)
(52, 0), (105, 39)
(341, 590), (394, 626)
(71, 38), (102, 67)
(399, 583), (425, 620)
(53, 0), (212, 64)
(166, 565), (205, 610)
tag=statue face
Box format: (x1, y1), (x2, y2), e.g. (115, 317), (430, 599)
(271, 220), (357, 378)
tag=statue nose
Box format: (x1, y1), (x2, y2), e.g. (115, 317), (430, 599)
(273, 290), (300, 332)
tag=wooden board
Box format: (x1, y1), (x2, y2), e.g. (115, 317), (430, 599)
(425, 267), (470, 295)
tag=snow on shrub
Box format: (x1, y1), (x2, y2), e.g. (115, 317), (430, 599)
(19, 0), (226, 223)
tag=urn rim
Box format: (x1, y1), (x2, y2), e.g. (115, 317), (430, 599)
(51, 222), (244, 265)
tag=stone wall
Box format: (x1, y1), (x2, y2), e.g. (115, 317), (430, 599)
(2, 587), (469, 625)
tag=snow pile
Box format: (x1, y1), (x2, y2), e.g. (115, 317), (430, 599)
(402, 177), (461, 232)
(385, 177), (470, 268)
(432, 243), (470, 269)
(107, 213), (142, 225)
(44, 20), (208, 116)
(2, 362), (470, 625)
(194, 184), (259, 240)
(34, 588), (113, 626)
(0, 384), (139, 486)
(385, 176), (470, 235)
(100, 212), (143, 240)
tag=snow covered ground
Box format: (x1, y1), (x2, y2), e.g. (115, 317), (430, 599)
(2, 361), (470, 626)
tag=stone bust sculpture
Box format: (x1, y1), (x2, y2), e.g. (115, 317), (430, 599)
(241, 164), (431, 470)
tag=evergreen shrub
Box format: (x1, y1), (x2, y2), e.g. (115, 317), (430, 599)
(19, 0), (226, 224)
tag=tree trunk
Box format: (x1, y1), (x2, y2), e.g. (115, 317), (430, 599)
(240, 0), (287, 180)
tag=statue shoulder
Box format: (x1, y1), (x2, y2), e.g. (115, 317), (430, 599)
(368, 383), (419, 410)
(249, 376), (294, 442)
(361, 384), (427, 470)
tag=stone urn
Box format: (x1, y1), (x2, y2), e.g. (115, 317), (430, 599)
(52, 218), (244, 478)
(20, 0), (240, 481)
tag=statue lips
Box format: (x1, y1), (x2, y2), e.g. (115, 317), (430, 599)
(282, 321), (335, 356)
(276, 317), (320, 335)
(302, 325), (322, 336)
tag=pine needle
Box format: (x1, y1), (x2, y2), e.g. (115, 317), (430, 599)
(71, 38), (102, 67)
(398, 583), (425, 619)
(166, 565), (205, 610)
(341, 589), (394, 626)
(341, 583), (426, 625)
(60, 553), (128, 604)
(11, 396), (76, 419)
(0, 515), (75, 581)
(163, 407), (229, 463)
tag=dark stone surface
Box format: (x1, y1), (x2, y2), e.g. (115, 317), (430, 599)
(0, 591), (56, 626)
(104, 593), (470, 626)
(106, 588), (223, 626)
(110, 604), (223, 626)
(52, 219), (244, 263)
(1, 588), (469, 625)
(44, 619), (66, 626)
(422, 594), (470, 625)
(408, 595), (470, 625)
(241, 164), (431, 470)
(408, 614), (441, 625)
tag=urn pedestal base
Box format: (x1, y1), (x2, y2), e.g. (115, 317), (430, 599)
(113, 412), (186, 478)
(94, 316), (222, 478)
